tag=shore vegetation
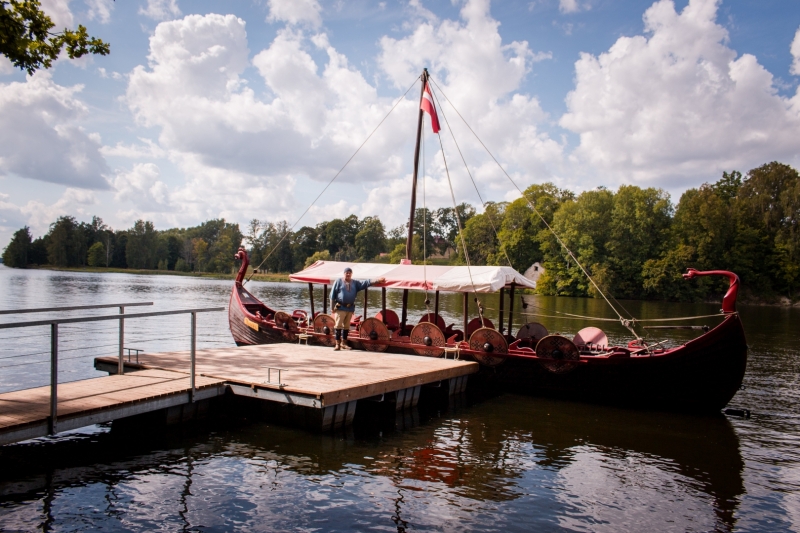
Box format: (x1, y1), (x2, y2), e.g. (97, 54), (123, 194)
(3, 161), (798, 303)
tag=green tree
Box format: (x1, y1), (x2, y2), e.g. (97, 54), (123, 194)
(86, 241), (105, 267)
(2, 226), (31, 267)
(28, 235), (48, 265)
(736, 162), (800, 296)
(304, 249), (331, 268)
(110, 231), (127, 268)
(166, 235), (181, 270)
(355, 217), (386, 261)
(388, 242), (406, 264)
(46, 215), (86, 267)
(261, 221), (293, 272)
(0, 0), (110, 75)
(192, 238), (208, 272)
(292, 226), (318, 271)
(496, 182), (575, 272)
(457, 202), (506, 266)
(174, 257), (190, 272)
(605, 186), (672, 298)
(126, 220), (158, 269)
(412, 208), (435, 258)
(537, 189), (613, 297)
(435, 203), (475, 255)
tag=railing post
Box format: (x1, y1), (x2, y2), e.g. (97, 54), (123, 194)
(118, 306), (125, 375)
(49, 323), (58, 435)
(190, 312), (196, 403)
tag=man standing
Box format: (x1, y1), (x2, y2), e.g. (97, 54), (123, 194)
(330, 267), (385, 350)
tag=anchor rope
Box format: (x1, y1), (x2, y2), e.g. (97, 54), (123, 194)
(429, 78), (640, 339)
(244, 76), (420, 284)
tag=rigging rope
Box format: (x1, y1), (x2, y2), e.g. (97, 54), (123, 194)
(430, 85), (484, 327)
(429, 78), (640, 339)
(422, 123), (430, 314)
(429, 80), (514, 270)
(244, 76), (420, 284)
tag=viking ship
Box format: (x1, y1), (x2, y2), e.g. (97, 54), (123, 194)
(228, 69), (747, 413)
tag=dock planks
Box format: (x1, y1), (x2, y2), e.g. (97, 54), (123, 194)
(98, 343), (478, 407)
(1, 343), (477, 446)
(0, 369), (226, 445)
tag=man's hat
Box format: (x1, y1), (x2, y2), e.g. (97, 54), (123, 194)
(343, 267), (353, 274)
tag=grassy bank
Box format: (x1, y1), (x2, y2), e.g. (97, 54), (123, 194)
(29, 265), (291, 283)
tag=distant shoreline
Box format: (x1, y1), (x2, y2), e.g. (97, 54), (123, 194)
(3, 264), (797, 307)
(17, 265), (291, 283)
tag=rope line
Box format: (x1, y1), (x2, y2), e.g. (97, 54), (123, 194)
(429, 79), (514, 269)
(422, 120), (430, 313)
(431, 85), (483, 326)
(429, 78), (638, 338)
(518, 310), (726, 323)
(245, 76), (421, 284)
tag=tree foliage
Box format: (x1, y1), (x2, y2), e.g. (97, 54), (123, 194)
(0, 0), (110, 74)
(3, 162), (798, 302)
(1, 226), (31, 267)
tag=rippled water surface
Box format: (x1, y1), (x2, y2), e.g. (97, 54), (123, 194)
(0, 266), (798, 532)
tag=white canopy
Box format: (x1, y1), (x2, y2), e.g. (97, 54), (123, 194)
(289, 261), (536, 293)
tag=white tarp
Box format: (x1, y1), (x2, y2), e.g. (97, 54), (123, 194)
(289, 261), (536, 293)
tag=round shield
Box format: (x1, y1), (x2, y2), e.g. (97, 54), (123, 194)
(573, 327), (609, 350)
(535, 335), (581, 373)
(410, 322), (446, 357)
(516, 322), (549, 343)
(273, 311), (297, 341)
(359, 317), (390, 352)
(468, 327), (508, 366)
(312, 313), (337, 347)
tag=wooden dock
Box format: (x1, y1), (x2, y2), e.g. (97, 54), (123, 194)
(1, 344), (477, 446)
(0, 369), (227, 446)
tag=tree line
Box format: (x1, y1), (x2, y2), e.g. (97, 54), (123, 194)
(457, 161), (798, 302)
(3, 161), (798, 301)
(1, 217), (244, 274)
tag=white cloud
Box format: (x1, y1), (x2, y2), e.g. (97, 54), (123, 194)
(113, 163), (170, 210)
(85, 0), (114, 23)
(791, 26), (800, 76)
(0, 73), (110, 189)
(0, 57), (13, 75)
(123, 13), (418, 226)
(139, 0), (182, 21)
(266, 0), (322, 28)
(101, 138), (167, 159)
(378, 0), (563, 189)
(559, 0), (580, 14)
(119, 2), (564, 233)
(559, 0), (800, 187)
(40, 0), (74, 29)
(0, 188), (99, 239)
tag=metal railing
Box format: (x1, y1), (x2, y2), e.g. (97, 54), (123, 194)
(0, 302), (154, 315)
(0, 306), (224, 435)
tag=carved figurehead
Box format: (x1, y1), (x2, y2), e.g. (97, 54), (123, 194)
(682, 268), (740, 313)
(235, 247), (249, 286)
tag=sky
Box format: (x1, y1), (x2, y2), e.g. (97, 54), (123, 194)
(1, 0), (800, 245)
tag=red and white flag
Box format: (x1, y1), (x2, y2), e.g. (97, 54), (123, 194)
(420, 82), (440, 134)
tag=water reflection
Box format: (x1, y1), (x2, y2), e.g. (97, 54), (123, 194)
(1, 267), (798, 531)
(0, 394), (744, 532)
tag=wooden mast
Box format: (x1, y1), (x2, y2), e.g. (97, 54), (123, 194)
(401, 69), (429, 333)
(406, 68), (429, 261)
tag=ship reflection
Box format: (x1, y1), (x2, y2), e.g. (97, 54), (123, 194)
(0, 394), (743, 532)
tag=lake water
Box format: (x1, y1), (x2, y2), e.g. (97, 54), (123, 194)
(0, 265), (798, 532)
